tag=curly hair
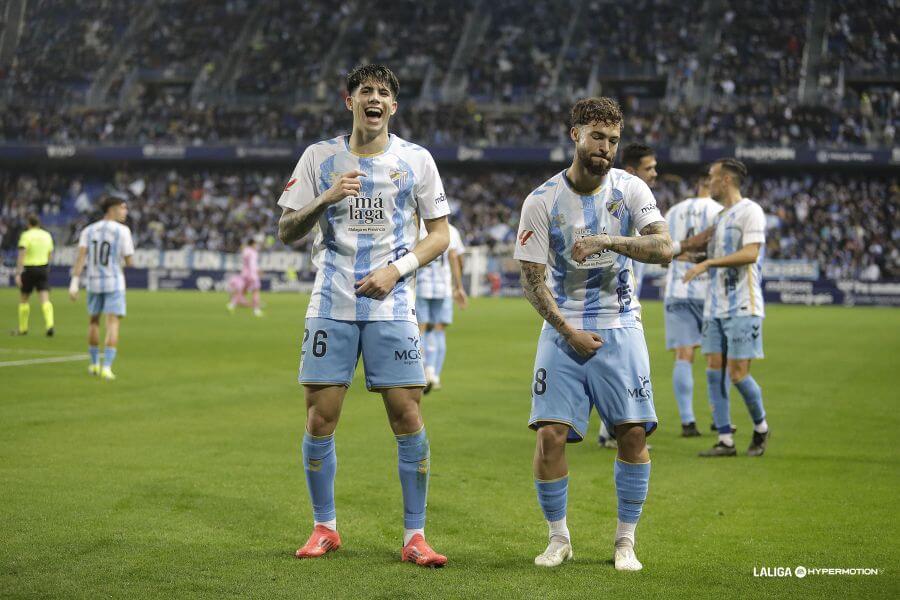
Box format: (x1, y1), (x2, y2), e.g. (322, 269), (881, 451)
(569, 97), (623, 128)
(347, 64), (400, 98)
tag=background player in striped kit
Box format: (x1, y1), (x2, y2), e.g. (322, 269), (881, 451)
(680, 158), (770, 457)
(13, 214), (55, 336)
(277, 65), (450, 567)
(516, 97), (673, 571)
(664, 168), (722, 437)
(416, 220), (467, 393)
(597, 142), (658, 449)
(226, 238), (263, 317)
(68, 196), (135, 381)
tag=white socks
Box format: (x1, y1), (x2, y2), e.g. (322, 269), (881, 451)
(615, 520), (637, 548)
(548, 517), (570, 542)
(754, 419), (769, 434)
(315, 519), (337, 531)
(718, 432), (735, 446)
(404, 528), (424, 546)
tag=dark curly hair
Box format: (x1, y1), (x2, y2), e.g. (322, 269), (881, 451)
(569, 97), (623, 128)
(347, 64), (400, 98)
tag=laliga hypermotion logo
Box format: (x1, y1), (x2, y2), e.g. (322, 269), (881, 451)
(519, 230), (535, 246)
(284, 177), (297, 191)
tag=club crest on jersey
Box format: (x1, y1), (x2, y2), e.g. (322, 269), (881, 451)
(347, 193), (388, 233)
(606, 188), (626, 220)
(389, 169), (409, 187)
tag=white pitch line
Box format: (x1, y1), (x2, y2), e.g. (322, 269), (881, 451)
(0, 354), (89, 368)
(0, 347), (83, 355)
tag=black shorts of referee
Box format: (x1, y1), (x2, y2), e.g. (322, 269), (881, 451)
(20, 265), (50, 294)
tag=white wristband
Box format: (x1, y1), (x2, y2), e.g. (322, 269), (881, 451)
(672, 241), (682, 256)
(392, 252), (420, 278)
(69, 276), (80, 294)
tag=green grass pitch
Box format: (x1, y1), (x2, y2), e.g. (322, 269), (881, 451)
(2, 289), (898, 599)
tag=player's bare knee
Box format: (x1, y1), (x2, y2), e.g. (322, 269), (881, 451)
(535, 424), (567, 459)
(706, 353), (723, 370)
(615, 423), (648, 461)
(306, 410), (338, 436)
(675, 346), (694, 362)
(727, 361), (750, 383)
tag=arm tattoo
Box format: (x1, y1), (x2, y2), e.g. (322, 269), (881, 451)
(607, 221), (673, 264)
(520, 261), (571, 336)
(278, 202), (328, 245)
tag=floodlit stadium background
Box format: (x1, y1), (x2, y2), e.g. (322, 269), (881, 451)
(1, 1), (898, 598)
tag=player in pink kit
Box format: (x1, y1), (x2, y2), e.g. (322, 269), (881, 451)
(227, 239), (263, 317)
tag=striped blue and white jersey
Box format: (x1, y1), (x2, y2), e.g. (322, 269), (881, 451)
(77, 220), (134, 294)
(514, 168), (664, 330)
(417, 222), (464, 299)
(278, 134), (450, 322)
(664, 196), (723, 301)
(704, 198), (766, 319)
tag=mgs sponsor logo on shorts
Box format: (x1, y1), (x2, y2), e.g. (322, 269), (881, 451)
(394, 336), (422, 365)
(627, 375), (652, 401)
(347, 194), (388, 233)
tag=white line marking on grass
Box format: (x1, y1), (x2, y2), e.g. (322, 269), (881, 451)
(0, 354), (89, 368)
(0, 347), (83, 355)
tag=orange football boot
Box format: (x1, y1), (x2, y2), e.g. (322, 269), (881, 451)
(295, 525), (341, 559)
(401, 533), (447, 568)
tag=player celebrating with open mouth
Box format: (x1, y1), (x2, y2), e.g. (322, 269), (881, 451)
(515, 97), (672, 571)
(277, 64), (450, 567)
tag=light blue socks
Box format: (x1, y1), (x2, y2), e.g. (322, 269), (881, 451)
(397, 428), (430, 529)
(302, 432), (337, 522)
(673, 360), (694, 424)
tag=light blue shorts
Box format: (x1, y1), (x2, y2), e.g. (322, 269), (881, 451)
(87, 290), (126, 316)
(528, 327), (658, 443)
(664, 299), (705, 350)
(702, 316), (764, 360)
(298, 317), (426, 390)
(415, 296), (453, 325)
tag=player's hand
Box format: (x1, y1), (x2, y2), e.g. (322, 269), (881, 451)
(354, 265), (401, 300)
(572, 234), (611, 263)
(322, 170), (366, 205)
(563, 329), (603, 357)
(453, 287), (468, 309)
(68, 276), (80, 301)
(683, 260), (710, 283)
(14, 275), (22, 288)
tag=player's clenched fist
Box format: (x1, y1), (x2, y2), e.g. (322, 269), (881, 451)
(322, 170), (366, 205)
(564, 329), (604, 357)
(572, 234), (611, 263)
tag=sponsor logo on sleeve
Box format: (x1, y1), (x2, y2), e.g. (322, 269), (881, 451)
(434, 193), (447, 206)
(284, 178), (298, 191)
(519, 230), (535, 246)
(640, 203), (658, 214)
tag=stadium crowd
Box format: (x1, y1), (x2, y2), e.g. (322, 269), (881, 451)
(1, 168), (896, 282)
(1, 94), (896, 149)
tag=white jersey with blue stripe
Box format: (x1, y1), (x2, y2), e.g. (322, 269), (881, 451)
(417, 222), (464, 299)
(277, 134), (450, 322)
(77, 220), (134, 294)
(704, 198), (766, 319)
(514, 168), (664, 330)
(664, 196), (723, 301)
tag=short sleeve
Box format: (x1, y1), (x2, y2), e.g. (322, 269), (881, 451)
(741, 203), (766, 246)
(626, 177), (664, 232)
(415, 151), (450, 220)
(277, 147), (318, 211)
(513, 194), (550, 264)
(78, 227), (89, 248)
(448, 225), (465, 253)
(121, 227), (135, 256)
